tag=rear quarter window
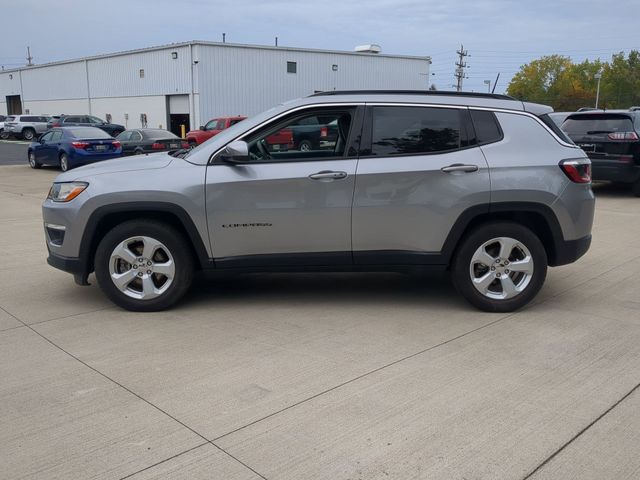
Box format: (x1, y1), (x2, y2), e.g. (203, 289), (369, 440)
(470, 110), (503, 145)
(538, 113), (574, 144)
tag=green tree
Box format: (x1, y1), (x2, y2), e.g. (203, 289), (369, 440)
(506, 51), (640, 110)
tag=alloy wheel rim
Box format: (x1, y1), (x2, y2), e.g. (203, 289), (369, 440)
(108, 236), (175, 300)
(469, 236), (534, 300)
(29, 153), (35, 167)
(60, 156), (68, 171)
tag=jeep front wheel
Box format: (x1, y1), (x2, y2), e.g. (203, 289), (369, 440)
(94, 220), (194, 311)
(451, 222), (547, 312)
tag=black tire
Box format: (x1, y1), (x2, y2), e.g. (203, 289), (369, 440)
(59, 153), (70, 172)
(28, 151), (41, 169)
(298, 139), (313, 152)
(94, 220), (194, 311)
(451, 221), (547, 312)
(0, 129), (7, 140)
(22, 128), (36, 140)
(134, 148), (144, 156)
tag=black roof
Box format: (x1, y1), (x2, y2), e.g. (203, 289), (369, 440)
(309, 90), (515, 101)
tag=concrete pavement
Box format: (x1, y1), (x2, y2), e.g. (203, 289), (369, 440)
(0, 164), (639, 479)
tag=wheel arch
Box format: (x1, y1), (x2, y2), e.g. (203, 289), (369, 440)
(80, 202), (212, 276)
(443, 202), (565, 267)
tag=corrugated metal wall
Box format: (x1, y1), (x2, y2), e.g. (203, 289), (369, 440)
(195, 44), (431, 119)
(88, 45), (192, 98)
(0, 42), (430, 124)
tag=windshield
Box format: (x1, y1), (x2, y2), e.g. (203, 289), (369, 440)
(562, 114), (635, 135)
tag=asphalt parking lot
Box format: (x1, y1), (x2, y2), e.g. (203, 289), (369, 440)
(1, 156), (640, 479)
(0, 139), (30, 166)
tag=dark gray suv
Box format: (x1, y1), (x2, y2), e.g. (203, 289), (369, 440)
(42, 91), (595, 312)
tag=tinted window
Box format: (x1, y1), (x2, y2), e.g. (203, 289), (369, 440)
(229, 118), (244, 126)
(562, 114), (635, 135)
(88, 116), (103, 124)
(216, 119), (226, 130)
(470, 110), (503, 145)
(204, 120), (218, 130)
(0, 115), (5, 121)
(21, 116), (35, 122)
(143, 129), (177, 139)
(50, 130), (63, 142)
(6, 116), (15, 122)
(116, 131), (132, 141)
(370, 106), (461, 156)
(63, 116), (80, 123)
(130, 131), (143, 142)
(539, 113), (573, 144)
(67, 127), (112, 139)
(40, 132), (53, 142)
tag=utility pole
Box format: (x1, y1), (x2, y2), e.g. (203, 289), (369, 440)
(594, 71), (602, 109)
(26, 46), (33, 66)
(454, 44), (469, 92)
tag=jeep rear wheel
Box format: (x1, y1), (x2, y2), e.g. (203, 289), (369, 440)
(94, 220), (194, 311)
(451, 222), (547, 312)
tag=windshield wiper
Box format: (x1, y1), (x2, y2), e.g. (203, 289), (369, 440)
(169, 148), (190, 158)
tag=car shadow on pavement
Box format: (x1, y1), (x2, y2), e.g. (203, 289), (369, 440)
(186, 271), (466, 310)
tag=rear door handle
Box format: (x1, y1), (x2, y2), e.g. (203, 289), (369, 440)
(309, 170), (348, 181)
(441, 164), (479, 173)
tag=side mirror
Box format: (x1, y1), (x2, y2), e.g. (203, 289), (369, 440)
(199, 125), (205, 131)
(220, 140), (249, 164)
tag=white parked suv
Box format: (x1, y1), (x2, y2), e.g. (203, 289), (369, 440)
(4, 114), (50, 140)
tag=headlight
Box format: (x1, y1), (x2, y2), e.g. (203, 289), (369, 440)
(47, 182), (89, 202)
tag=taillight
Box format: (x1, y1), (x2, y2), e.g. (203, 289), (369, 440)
(320, 127), (328, 137)
(71, 142), (89, 149)
(608, 131), (639, 141)
(181, 141), (189, 149)
(151, 142), (165, 149)
(112, 141), (121, 149)
(560, 158), (591, 183)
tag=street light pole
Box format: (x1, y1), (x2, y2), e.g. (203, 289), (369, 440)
(594, 72), (602, 109)
(484, 79), (491, 93)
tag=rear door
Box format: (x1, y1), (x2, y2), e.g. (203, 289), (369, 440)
(116, 131), (134, 155)
(352, 104), (490, 264)
(206, 105), (363, 266)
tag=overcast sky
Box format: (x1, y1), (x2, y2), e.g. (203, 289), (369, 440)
(1, 0), (638, 93)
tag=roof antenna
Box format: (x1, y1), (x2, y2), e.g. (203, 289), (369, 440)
(491, 73), (500, 94)
(222, 33), (226, 43)
(275, 36), (278, 47)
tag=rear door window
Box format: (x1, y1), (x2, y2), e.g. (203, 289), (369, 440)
(130, 131), (143, 142)
(369, 106), (463, 156)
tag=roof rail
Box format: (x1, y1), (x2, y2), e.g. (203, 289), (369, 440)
(309, 90), (515, 100)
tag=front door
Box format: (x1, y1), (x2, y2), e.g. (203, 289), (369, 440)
(352, 104), (491, 264)
(206, 105), (363, 266)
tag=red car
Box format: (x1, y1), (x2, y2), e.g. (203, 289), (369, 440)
(186, 116), (246, 146)
(187, 116), (293, 150)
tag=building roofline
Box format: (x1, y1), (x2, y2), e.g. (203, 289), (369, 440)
(0, 40), (431, 74)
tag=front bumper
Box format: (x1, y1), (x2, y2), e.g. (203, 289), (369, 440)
(47, 249), (91, 285)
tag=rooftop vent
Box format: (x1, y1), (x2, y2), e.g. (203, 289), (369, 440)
(354, 44), (382, 54)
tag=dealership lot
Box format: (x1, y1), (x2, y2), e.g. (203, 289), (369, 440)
(1, 158), (640, 479)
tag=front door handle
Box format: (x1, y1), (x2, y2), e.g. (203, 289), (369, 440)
(309, 170), (348, 181)
(441, 164), (479, 173)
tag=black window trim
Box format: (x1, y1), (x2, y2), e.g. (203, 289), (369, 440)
(359, 103), (474, 159)
(211, 104), (365, 165)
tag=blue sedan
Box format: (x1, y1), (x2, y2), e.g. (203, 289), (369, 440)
(28, 126), (123, 171)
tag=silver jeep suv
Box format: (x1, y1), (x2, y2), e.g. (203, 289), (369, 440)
(42, 91), (594, 312)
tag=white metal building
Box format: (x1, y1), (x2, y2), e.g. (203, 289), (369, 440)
(0, 41), (431, 135)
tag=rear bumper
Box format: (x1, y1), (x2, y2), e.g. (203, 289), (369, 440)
(590, 158), (640, 183)
(552, 234), (592, 267)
